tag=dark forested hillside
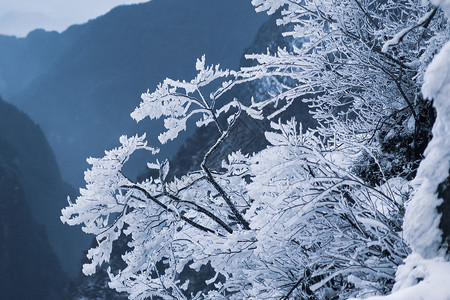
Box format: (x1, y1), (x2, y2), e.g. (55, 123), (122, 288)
(0, 0), (267, 188)
(0, 97), (90, 277)
(0, 162), (67, 300)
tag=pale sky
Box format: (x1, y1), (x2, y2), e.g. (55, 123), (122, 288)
(0, 0), (149, 37)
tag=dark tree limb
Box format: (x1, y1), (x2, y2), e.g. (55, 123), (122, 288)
(165, 193), (233, 234)
(123, 185), (217, 234)
(201, 109), (251, 230)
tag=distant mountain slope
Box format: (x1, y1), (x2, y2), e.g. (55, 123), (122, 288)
(0, 0), (267, 188)
(0, 29), (72, 98)
(0, 162), (67, 300)
(0, 97), (90, 277)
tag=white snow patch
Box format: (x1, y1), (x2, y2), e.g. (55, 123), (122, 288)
(406, 32), (450, 258)
(350, 253), (450, 300)
(432, 0), (450, 17)
(382, 27), (412, 52)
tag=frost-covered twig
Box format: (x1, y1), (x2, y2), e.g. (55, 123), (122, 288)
(382, 8), (438, 53)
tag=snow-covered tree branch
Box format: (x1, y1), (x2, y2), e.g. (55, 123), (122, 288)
(62, 0), (449, 299)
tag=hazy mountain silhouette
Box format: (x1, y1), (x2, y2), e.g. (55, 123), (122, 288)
(0, 28), (72, 99)
(0, 11), (66, 37)
(0, 0), (267, 188)
(0, 97), (89, 281)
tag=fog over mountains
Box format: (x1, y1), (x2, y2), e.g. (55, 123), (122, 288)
(0, 11), (63, 37)
(0, 0), (267, 189)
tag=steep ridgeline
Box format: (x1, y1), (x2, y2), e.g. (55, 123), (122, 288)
(0, 0), (267, 188)
(0, 29), (74, 99)
(0, 97), (90, 277)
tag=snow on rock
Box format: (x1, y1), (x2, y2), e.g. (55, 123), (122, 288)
(350, 253), (450, 300)
(405, 37), (450, 258)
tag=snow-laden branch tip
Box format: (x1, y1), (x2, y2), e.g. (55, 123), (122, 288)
(382, 8), (438, 53)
